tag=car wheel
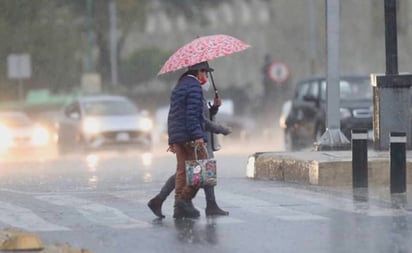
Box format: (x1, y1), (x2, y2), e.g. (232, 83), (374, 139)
(284, 129), (295, 151)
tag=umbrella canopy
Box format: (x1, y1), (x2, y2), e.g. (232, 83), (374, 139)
(158, 34), (251, 75)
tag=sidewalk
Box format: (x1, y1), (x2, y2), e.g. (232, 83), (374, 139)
(247, 148), (412, 210)
(249, 149), (412, 186)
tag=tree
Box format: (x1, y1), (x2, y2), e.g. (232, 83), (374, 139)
(0, 0), (83, 99)
(67, 0), (149, 85)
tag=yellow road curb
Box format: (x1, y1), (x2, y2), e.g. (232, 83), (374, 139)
(0, 228), (92, 252)
(0, 228), (43, 251)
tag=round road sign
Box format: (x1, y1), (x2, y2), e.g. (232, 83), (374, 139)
(268, 61), (290, 84)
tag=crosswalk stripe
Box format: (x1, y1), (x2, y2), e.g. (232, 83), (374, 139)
(36, 195), (150, 229)
(260, 187), (406, 217)
(0, 201), (70, 231)
(209, 191), (328, 221)
(111, 189), (327, 221)
(110, 190), (244, 224)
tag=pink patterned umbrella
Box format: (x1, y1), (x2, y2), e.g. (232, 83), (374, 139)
(158, 34), (251, 75)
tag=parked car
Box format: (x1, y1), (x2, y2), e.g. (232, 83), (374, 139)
(282, 76), (373, 150)
(57, 95), (153, 154)
(0, 111), (51, 153)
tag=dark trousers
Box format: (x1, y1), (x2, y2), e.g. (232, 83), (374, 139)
(158, 174), (216, 203)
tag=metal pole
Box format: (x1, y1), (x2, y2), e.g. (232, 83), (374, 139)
(352, 129), (368, 188)
(390, 132), (406, 194)
(109, 0), (118, 86)
(315, 0), (349, 151)
(325, 0), (340, 130)
(18, 78), (24, 101)
(209, 72), (219, 98)
(384, 0), (398, 75)
(307, 0), (317, 75)
(86, 0), (94, 73)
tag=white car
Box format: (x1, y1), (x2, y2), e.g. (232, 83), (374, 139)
(57, 95), (153, 153)
(0, 111), (51, 153)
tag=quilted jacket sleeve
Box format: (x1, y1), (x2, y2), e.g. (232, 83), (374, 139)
(185, 80), (205, 140)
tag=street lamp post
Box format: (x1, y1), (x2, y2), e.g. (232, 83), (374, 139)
(109, 0), (119, 87)
(315, 0), (350, 151)
(86, 0), (94, 73)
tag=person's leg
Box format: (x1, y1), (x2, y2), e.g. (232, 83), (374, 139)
(203, 186), (229, 216)
(148, 174), (175, 218)
(174, 143), (188, 202)
(202, 145), (229, 216)
(159, 174), (176, 200)
(173, 142), (201, 219)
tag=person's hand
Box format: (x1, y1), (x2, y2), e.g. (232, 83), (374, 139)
(221, 126), (232, 136)
(213, 97), (221, 107)
(194, 138), (204, 146)
(167, 144), (176, 153)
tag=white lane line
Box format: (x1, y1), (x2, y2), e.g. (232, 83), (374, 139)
(0, 201), (70, 231)
(110, 190), (149, 205)
(36, 195), (150, 229)
(260, 188), (407, 217)
(216, 191), (328, 221)
(110, 191), (244, 224)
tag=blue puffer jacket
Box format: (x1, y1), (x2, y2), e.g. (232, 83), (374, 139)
(168, 75), (206, 145)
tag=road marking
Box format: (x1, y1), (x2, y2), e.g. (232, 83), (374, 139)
(0, 201), (70, 231)
(110, 190), (149, 205)
(111, 190), (244, 224)
(36, 195), (150, 229)
(260, 187), (407, 217)
(216, 191), (328, 221)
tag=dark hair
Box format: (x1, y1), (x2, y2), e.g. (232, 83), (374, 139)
(178, 69), (198, 82)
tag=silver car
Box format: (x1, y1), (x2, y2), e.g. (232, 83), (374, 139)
(57, 95), (153, 154)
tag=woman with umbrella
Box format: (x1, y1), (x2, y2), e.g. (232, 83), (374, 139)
(148, 62), (231, 219)
(153, 34), (250, 219)
(166, 61), (214, 219)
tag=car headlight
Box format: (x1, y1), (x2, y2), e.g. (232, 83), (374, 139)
(340, 108), (352, 119)
(83, 118), (101, 134)
(0, 125), (12, 150)
(32, 126), (50, 146)
(139, 117), (153, 132)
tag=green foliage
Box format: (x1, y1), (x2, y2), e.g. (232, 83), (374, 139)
(120, 48), (171, 86)
(159, 0), (232, 20)
(0, 0), (232, 100)
(66, 0), (149, 82)
(0, 0), (82, 100)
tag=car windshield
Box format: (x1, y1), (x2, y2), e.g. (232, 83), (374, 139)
(0, 113), (32, 127)
(321, 77), (372, 100)
(83, 100), (138, 116)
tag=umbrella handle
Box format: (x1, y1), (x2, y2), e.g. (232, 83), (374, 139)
(209, 72), (219, 98)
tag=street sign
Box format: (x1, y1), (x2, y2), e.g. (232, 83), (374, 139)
(268, 61), (290, 84)
(7, 54), (31, 79)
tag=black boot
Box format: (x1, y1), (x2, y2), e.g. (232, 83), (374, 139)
(148, 196), (165, 219)
(188, 200), (200, 214)
(173, 201), (200, 219)
(205, 200), (229, 216)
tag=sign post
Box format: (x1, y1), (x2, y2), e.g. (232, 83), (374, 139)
(7, 54), (32, 101)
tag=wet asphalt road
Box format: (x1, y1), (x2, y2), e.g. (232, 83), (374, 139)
(0, 146), (411, 253)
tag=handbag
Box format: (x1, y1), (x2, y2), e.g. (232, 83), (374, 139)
(185, 144), (217, 187)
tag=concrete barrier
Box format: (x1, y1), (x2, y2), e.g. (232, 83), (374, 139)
(250, 150), (412, 186)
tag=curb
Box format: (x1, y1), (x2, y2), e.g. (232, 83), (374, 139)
(0, 228), (91, 252)
(248, 151), (412, 186)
